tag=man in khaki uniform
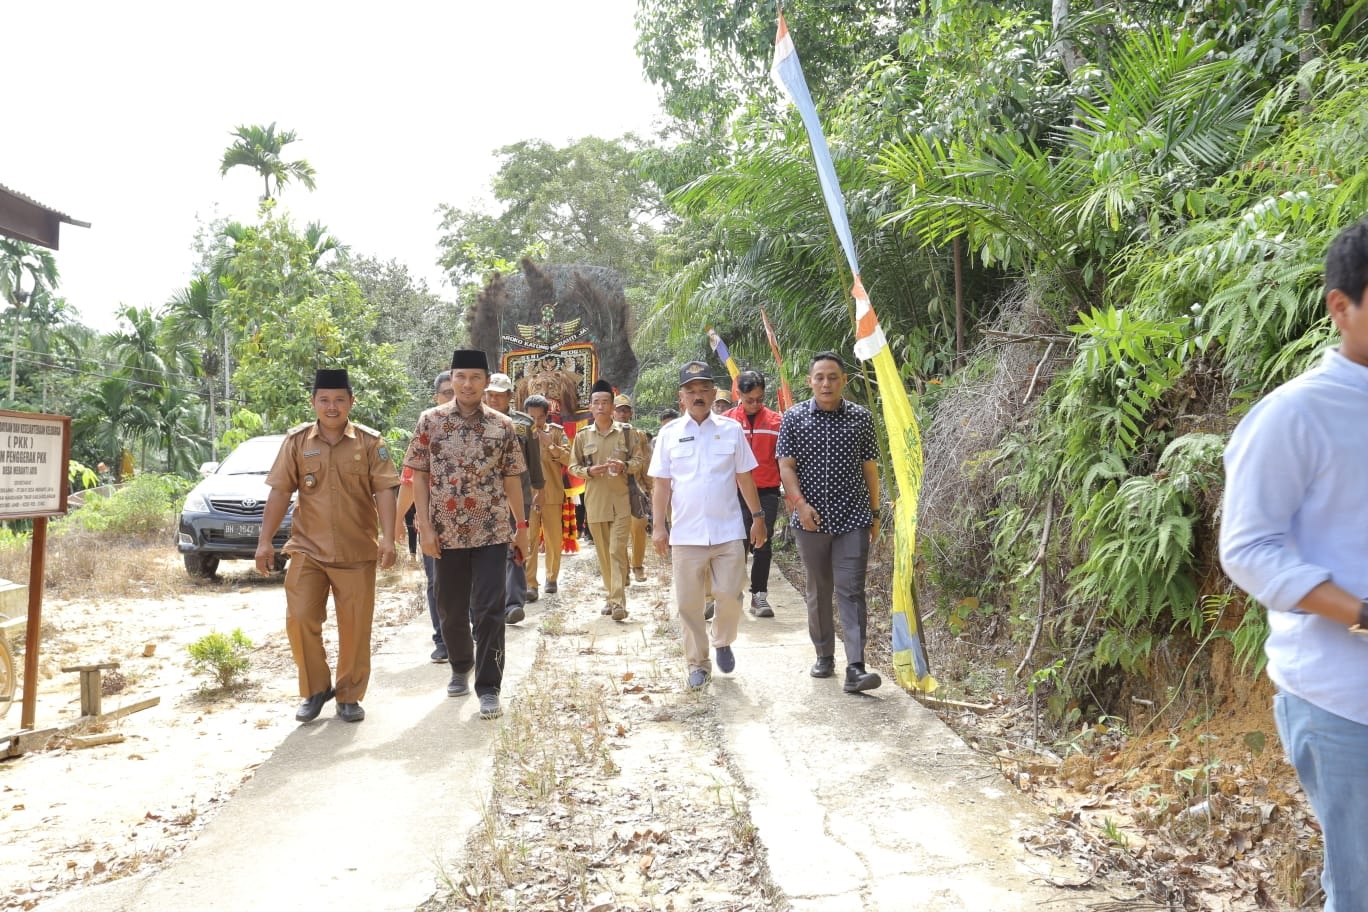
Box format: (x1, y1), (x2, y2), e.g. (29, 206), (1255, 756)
(614, 394), (651, 584)
(257, 368), (399, 724)
(570, 379), (640, 620)
(524, 393), (570, 597)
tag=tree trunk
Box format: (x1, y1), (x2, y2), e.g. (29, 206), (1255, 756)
(223, 331), (231, 431)
(207, 379), (218, 460)
(1299, 0), (1316, 105)
(1052, 0), (1089, 78)
(952, 236), (965, 369)
(9, 314), (18, 402)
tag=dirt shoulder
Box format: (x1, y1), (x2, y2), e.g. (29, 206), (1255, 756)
(0, 555), (422, 910)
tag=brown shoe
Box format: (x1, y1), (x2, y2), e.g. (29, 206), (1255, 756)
(611, 605), (628, 621)
(633, 566), (646, 582)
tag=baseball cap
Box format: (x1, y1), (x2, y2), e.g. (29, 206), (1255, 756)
(715, 389), (732, 402)
(678, 361), (711, 386)
(487, 373), (515, 393)
(614, 394), (632, 408)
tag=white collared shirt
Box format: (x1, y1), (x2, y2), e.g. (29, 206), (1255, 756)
(1220, 348), (1368, 724)
(649, 411), (758, 546)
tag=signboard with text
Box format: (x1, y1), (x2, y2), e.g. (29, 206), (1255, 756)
(0, 410), (70, 519)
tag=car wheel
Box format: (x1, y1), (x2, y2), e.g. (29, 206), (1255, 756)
(184, 553), (220, 579)
(272, 554), (288, 573)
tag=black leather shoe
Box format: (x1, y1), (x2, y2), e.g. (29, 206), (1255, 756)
(844, 664), (882, 693)
(447, 672), (470, 697)
(337, 701), (365, 723)
(295, 687), (335, 722)
(810, 657), (835, 678)
(545, 581), (558, 594)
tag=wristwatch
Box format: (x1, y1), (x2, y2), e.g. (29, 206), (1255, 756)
(1352, 600), (1368, 635)
(751, 510), (764, 519)
(515, 521), (529, 530)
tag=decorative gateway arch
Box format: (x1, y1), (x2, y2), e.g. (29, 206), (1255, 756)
(467, 257), (638, 416)
(466, 257), (639, 553)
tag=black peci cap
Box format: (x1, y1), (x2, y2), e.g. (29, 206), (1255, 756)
(313, 368), (351, 392)
(451, 349), (489, 371)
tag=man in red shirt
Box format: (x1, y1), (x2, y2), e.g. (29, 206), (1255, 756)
(724, 370), (784, 617)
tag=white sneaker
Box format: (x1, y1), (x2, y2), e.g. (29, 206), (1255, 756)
(750, 592), (773, 618)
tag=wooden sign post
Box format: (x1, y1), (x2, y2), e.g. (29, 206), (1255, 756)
(0, 410), (72, 731)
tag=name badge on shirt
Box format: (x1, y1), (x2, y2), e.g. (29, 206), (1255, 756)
(679, 436), (695, 442)
(303, 449), (321, 457)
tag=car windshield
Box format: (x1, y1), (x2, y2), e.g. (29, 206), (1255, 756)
(217, 437), (285, 475)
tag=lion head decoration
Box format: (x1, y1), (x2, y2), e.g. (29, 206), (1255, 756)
(515, 359), (584, 421)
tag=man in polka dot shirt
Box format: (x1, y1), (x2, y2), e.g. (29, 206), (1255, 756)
(776, 351), (882, 693)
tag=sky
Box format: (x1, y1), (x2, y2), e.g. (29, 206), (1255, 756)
(3, 0), (665, 332)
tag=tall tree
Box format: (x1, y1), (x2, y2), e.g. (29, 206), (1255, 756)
(436, 135), (668, 288)
(0, 239), (60, 402)
(219, 210), (406, 428)
(219, 122), (318, 200)
(164, 275), (226, 455)
(73, 377), (148, 483)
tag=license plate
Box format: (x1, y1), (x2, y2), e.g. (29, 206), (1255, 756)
(223, 522), (259, 538)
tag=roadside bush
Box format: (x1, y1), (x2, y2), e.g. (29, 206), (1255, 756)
(187, 628), (253, 688)
(66, 473), (193, 535)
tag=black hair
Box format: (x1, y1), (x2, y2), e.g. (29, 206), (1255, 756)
(524, 394), (550, 413)
(659, 408), (680, 422)
(737, 370), (766, 393)
(1326, 219), (1368, 306)
(810, 350), (845, 373)
(433, 370), (452, 392)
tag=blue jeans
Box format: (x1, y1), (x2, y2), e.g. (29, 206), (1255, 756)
(1275, 690), (1368, 911)
(422, 554), (441, 645)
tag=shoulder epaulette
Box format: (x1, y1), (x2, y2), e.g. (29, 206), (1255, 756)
(352, 422), (383, 438)
(285, 421), (313, 437)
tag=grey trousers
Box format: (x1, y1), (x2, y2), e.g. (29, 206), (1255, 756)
(794, 526), (870, 666)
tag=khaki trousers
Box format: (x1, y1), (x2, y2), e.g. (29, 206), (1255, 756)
(284, 553), (376, 702)
(629, 515), (648, 571)
(527, 498), (564, 587)
(590, 517), (630, 607)
(672, 541), (745, 672)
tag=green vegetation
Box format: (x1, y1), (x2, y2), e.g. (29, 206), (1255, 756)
(187, 628), (254, 689)
(623, 0), (1368, 712)
(5, 2), (1367, 717)
(62, 474), (193, 536)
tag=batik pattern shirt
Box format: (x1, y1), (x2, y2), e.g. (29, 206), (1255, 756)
(404, 403), (525, 550)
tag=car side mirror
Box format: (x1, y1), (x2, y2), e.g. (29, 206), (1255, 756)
(198, 461), (220, 475)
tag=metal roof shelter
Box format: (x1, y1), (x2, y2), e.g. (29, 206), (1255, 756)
(0, 183), (89, 249)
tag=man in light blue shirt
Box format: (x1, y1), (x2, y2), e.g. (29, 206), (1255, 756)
(1220, 218), (1368, 911)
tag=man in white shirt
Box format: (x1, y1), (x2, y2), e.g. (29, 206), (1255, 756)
(1220, 218), (1368, 909)
(650, 361), (768, 690)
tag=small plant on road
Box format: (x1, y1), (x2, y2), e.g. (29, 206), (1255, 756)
(187, 628), (253, 688)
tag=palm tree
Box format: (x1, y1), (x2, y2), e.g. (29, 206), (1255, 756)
(147, 384), (203, 475)
(219, 122), (318, 200)
(304, 221), (349, 268)
(74, 377), (148, 483)
(111, 305), (169, 385)
(164, 276), (225, 456)
(16, 291), (83, 412)
(0, 239), (60, 401)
